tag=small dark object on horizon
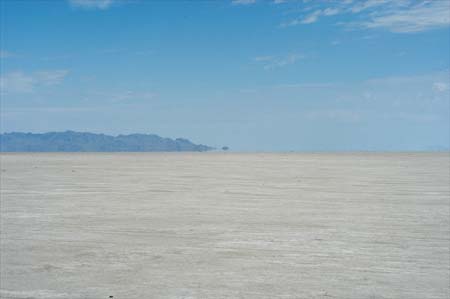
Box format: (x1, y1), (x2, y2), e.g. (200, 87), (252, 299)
(222, 146), (229, 151)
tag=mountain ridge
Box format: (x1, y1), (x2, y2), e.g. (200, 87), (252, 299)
(0, 131), (214, 152)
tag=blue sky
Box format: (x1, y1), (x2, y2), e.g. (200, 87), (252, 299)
(1, 0), (449, 151)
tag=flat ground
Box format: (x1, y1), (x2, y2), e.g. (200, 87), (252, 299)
(0, 153), (449, 299)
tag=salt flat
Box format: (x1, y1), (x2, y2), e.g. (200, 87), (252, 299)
(0, 153), (449, 299)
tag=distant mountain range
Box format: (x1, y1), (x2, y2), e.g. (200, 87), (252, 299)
(0, 131), (214, 152)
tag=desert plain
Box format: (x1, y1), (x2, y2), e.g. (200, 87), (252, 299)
(0, 153), (449, 299)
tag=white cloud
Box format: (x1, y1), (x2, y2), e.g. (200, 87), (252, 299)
(280, 9), (322, 27)
(305, 109), (361, 123)
(265, 55), (302, 69)
(268, 71), (448, 106)
(301, 10), (321, 24)
(365, 71), (449, 87)
(281, 0), (450, 33)
(35, 70), (69, 86)
(361, 71), (450, 108)
(68, 0), (115, 10)
(280, 19), (301, 27)
(0, 50), (15, 59)
(0, 72), (35, 93)
(381, 111), (439, 122)
(253, 56), (273, 62)
(433, 82), (449, 93)
(0, 70), (69, 94)
(86, 90), (157, 103)
(273, 82), (338, 89)
(254, 53), (304, 70)
(239, 88), (257, 94)
(111, 91), (156, 102)
(331, 40), (341, 46)
(323, 8), (340, 16)
(231, 0), (256, 5)
(351, 0), (390, 13)
(362, 1), (450, 33)
(281, 6), (341, 27)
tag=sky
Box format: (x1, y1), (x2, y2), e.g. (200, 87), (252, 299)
(0, 0), (449, 151)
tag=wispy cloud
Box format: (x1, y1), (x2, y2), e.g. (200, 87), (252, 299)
(254, 56), (273, 62)
(35, 71), (69, 86)
(68, 0), (116, 10)
(361, 1), (450, 33)
(0, 50), (15, 59)
(281, 0), (450, 33)
(281, 7), (340, 27)
(0, 72), (35, 93)
(231, 0), (257, 6)
(41, 54), (73, 61)
(330, 40), (341, 46)
(86, 90), (157, 103)
(254, 53), (304, 70)
(433, 82), (449, 93)
(109, 91), (157, 102)
(300, 9), (322, 24)
(323, 7), (340, 16)
(0, 70), (69, 94)
(305, 109), (361, 123)
(273, 82), (338, 89)
(360, 71), (450, 108)
(281, 10), (318, 26)
(350, 0), (390, 13)
(280, 4), (343, 27)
